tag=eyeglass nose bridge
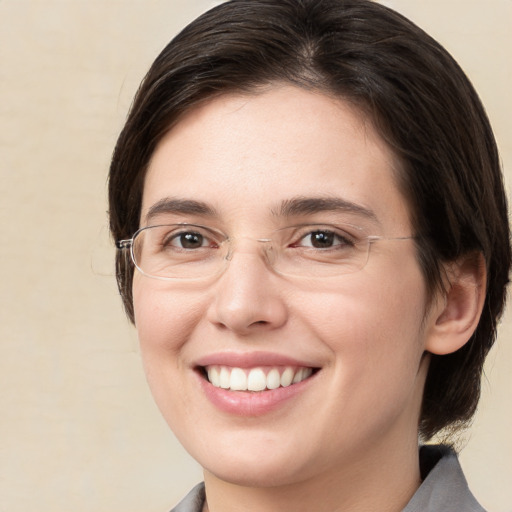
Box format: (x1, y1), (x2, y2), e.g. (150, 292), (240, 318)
(223, 236), (276, 267)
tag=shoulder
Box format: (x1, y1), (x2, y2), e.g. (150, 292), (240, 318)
(403, 445), (486, 512)
(170, 483), (205, 512)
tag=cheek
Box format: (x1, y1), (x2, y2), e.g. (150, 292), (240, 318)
(131, 278), (211, 428)
(299, 265), (428, 378)
(132, 278), (206, 368)
(305, 276), (428, 428)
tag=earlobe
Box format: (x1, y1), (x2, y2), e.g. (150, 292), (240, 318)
(425, 252), (487, 356)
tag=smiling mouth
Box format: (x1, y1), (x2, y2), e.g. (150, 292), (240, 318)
(200, 365), (317, 392)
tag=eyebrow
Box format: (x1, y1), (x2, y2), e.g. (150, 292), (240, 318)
(274, 196), (378, 222)
(144, 197), (217, 224)
(144, 195), (378, 225)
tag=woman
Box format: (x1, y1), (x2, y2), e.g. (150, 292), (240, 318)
(108, 0), (510, 510)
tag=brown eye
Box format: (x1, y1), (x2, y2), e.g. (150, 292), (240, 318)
(309, 231), (335, 248)
(169, 231), (208, 249)
(298, 230), (353, 249)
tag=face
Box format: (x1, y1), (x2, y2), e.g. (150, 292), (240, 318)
(133, 86), (435, 488)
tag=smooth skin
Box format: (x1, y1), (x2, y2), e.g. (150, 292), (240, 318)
(133, 85), (485, 512)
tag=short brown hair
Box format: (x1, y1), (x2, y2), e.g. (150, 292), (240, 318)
(108, 0), (510, 439)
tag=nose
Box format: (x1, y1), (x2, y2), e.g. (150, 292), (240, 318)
(206, 250), (288, 335)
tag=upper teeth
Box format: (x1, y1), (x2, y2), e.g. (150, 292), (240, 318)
(206, 366), (313, 392)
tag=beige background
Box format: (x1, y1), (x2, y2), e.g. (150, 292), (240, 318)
(0, 1), (510, 511)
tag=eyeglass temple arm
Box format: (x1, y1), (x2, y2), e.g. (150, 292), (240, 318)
(116, 239), (133, 250)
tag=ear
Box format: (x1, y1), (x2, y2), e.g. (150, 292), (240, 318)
(425, 252), (487, 355)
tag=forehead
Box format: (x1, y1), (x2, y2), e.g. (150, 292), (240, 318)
(142, 86), (411, 233)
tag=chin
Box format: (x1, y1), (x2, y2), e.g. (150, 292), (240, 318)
(204, 456), (310, 488)
(191, 435), (315, 488)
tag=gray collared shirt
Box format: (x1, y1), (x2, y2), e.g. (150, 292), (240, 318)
(171, 445), (486, 512)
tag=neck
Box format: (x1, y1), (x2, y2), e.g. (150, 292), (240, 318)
(202, 435), (422, 512)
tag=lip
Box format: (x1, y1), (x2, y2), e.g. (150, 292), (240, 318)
(194, 351), (320, 416)
(194, 351), (314, 369)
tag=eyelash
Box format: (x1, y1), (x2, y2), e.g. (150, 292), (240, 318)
(164, 230), (218, 250)
(291, 228), (356, 249)
(161, 225), (360, 251)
